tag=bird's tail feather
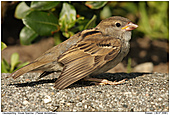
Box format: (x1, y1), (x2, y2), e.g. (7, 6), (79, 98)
(6, 61), (44, 79)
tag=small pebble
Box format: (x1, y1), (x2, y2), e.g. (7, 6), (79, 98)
(43, 95), (52, 103)
(23, 100), (29, 105)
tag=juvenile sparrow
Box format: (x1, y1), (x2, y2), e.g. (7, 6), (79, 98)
(8, 16), (138, 89)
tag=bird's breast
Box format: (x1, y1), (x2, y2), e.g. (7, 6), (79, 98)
(90, 41), (130, 76)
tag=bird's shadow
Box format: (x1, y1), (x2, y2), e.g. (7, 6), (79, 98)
(8, 72), (151, 89)
(8, 78), (58, 87)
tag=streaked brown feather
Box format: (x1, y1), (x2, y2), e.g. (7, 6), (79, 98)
(8, 61), (52, 79)
(55, 32), (121, 89)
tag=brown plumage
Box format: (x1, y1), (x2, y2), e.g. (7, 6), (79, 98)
(7, 16), (138, 89)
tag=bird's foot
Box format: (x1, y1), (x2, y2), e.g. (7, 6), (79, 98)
(84, 78), (127, 85)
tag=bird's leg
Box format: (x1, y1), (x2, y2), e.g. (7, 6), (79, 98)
(84, 77), (127, 85)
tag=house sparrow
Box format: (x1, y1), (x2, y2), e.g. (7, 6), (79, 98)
(7, 16), (138, 89)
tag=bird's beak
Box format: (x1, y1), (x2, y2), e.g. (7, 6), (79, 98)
(122, 22), (138, 31)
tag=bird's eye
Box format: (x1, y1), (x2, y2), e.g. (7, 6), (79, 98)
(116, 22), (121, 27)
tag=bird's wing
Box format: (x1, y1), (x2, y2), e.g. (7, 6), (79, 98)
(55, 31), (121, 89)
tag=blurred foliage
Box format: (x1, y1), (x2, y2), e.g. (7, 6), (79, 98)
(1, 1), (168, 46)
(138, 2), (168, 39)
(85, 1), (107, 9)
(13, 1), (168, 45)
(14, 1), (105, 45)
(127, 58), (132, 73)
(99, 1), (168, 40)
(1, 42), (29, 73)
(2, 1), (168, 73)
(1, 42), (7, 50)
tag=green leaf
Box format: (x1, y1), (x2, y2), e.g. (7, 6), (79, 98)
(138, 2), (151, 34)
(59, 3), (76, 32)
(75, 18), (89, 31)
(20, 26), (38, 45)
(15, 2), (31, 19)
(123, 2), (138, 14)
(23, 11), (59, 36)
(10, 53), (20, 72)
(100, 6), (112, 19)
(64, 16), (85, 34)
(31, 1), (60, 10)
(1, 59), (9, 73)
(62, 31), (74, 38)
(84, 15), (97, 29)
(3, 59), (10, 70)
(85, 1), (108, 9)
(127, 58), (132, 73)
(1, 42), (7, 51)
(54, 32), (62, 45)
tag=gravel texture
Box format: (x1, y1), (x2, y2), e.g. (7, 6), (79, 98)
(1, 72), (169, 112)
